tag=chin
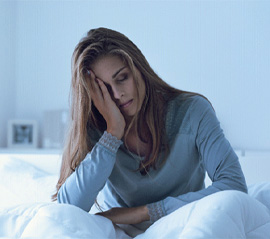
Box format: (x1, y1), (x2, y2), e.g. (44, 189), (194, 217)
(123, 111), (136, 120)
(123, 113), (134, 118)
(122, 104), (139, 119)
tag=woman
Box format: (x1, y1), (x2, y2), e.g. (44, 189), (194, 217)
(53, 27), (247, 233)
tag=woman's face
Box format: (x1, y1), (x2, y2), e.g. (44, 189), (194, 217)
(90, 55), (146, 120)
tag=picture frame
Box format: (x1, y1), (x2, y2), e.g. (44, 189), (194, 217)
(7, 120), (38, 148)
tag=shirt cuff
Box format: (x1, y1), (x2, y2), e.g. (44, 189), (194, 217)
(98, 131), (123, 154)
(146, 200), (166, 223)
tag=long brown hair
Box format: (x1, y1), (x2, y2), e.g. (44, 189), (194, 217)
(52, 27), (202, 201)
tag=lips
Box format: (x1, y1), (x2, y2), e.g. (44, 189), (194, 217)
(120, 99), (133, 109)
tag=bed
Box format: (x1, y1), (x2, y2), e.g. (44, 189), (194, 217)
(0, 150), (270, 238)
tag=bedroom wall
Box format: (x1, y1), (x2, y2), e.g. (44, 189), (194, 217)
(0, 1), (17, 147)
(1, 0), (270, 150)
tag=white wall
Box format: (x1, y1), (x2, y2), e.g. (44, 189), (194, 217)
(1, 0), (270, 150)
(0, 0), (17, 147)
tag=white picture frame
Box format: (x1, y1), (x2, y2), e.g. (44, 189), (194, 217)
(7, 120), (38, 148)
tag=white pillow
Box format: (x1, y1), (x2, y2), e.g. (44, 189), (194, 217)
(0, 156), (58, 208)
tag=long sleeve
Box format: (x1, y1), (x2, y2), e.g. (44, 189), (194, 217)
(147, 96), (247, 222)
(57, 131), (122, 212)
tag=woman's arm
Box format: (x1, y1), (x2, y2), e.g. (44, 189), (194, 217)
(96, 205), (150, 224)
(146, 96), (248, 223)
(58, 71), (126, 211)
(57, 131), (122, 211)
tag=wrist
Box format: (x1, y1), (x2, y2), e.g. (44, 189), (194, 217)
(107, 128), (124, 140)
(138, 205), (150, 222)
(98, 131), (123, 154)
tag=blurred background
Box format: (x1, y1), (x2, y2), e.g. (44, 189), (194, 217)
(0, 0), (269, 151)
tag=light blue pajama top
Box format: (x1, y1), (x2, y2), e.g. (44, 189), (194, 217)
(57, 94), (247, 225)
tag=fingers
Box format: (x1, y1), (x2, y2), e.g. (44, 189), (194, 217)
(96, 78), (111, 102)
(85, 71), (126, 138)
(88, 71), (103, 104)
(87, 71), (114, 114)
(89, 71), (110, 97)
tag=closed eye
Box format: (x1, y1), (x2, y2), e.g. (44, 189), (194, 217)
(117, 74), (128, 83)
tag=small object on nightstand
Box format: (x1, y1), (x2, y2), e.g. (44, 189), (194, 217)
(7, 119), (38, 149)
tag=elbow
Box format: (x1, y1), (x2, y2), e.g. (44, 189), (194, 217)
(234, 181), (248, 194)
(57, 187), (66, 204)
(213, 176), (248, 195)
(57, 184), (72, 204)
(238, 180), (248, 194)
(231, 173), (248, 194)
(57, 185), (93, 212)
(222, 177), (248, 194)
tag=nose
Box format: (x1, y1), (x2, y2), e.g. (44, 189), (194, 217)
(110, 86), (123, 100)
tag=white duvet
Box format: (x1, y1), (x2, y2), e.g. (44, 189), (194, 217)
(1, 187), (270, 238)
(1, 155), (270, 238)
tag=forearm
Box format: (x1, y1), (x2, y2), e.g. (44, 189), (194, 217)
(96, 205), (150, 225)
(57, 132), (122, 211)
(147, 157), (247, 223)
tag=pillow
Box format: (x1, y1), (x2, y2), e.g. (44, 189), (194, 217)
(0, 156), (58, 208)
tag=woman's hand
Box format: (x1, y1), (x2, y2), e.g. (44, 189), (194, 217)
(96, 206), (150, 225)
(88, 71), (125, 139)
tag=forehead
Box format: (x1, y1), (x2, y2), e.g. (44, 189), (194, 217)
(90, 55), (126, 82)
